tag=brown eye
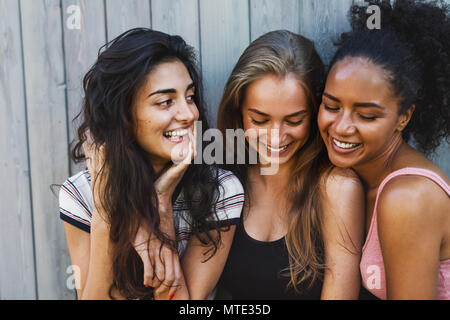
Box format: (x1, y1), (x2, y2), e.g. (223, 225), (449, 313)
(158, 99), (173, 107)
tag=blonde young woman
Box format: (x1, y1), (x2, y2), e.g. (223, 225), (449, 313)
(215, 30), (365, 299)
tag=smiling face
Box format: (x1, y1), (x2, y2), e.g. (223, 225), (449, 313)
(133, 59), (199, 172)
(241, 73), (311, 167)
(318, 57), (410, 170)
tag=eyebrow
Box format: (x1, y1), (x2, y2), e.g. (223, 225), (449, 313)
(148, 82), (195, 98)
(247, 108), (308, 118)
(323, 92), (385, 110)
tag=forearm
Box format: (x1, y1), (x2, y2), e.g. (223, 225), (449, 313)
(182, 227), (237, 300)
(155, 199), (190, 300)
(81, 209), (124, 300)
(158, 199), (176, 239)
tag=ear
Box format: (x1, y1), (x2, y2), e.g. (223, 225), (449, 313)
(396, 104), (415, 132)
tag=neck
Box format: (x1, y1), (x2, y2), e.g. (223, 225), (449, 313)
(248, 160), (293, 192)
(353, 134), (405, 190)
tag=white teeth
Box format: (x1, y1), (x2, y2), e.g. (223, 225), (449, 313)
(333, 138), (360, 149)
(164, 129), (188, 138)
(264, 144), (289, 152)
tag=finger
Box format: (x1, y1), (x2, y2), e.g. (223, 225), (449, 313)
(151, 250), (165, 291)
(138, 249), (154, 288)
(192, 121), (198, 159)
(168, 254), (182, 300)
(154, 250), (175, 298)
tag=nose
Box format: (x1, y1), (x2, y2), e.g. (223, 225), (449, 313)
(266, 122), (285, 147)
(174, 99), (196, 123)
(334, 110), (356, 136)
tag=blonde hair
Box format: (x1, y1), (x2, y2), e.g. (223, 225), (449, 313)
(217, 30), (331, 291)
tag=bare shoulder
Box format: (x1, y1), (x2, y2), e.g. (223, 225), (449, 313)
(320, 167), (365, 225)
(320, 167), (364, 201)
(377, 174), (449, 231)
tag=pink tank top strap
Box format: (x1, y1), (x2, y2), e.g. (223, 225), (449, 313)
(364, 167), (450, 251)
(375, 167), (450, 201)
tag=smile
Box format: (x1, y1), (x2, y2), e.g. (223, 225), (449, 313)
(262, 142), (292, 153)
(331, 137), (362, 154)
(163, 129), (188, 137)
(163, 129), (189, 142)
(332, 138), (361, 149)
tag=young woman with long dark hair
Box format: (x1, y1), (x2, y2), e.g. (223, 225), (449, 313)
(318, 0), (450, 299)
(215, 30), (365, 299)
(59, 28), (244, 300)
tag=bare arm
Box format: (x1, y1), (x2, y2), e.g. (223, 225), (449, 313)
(320, 168), (365, 300)
(180, 226), (237, 300)
(63, 215), (124, 300)
(377, 176), (447, 299)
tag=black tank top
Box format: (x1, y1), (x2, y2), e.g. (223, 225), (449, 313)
(217, 220), (323, 299)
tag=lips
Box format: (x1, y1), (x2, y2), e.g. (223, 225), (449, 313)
(330, 137), (362, 154)
(261, 142), (293, 155)
(163, 126), (191, 143)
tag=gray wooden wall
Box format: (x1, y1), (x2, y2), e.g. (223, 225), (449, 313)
(1, 0), (448, 299)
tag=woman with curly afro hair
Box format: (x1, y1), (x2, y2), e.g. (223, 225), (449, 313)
(317, 0), (450, 299)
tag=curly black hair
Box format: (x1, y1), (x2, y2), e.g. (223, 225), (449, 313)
(330, 0), (450, 155)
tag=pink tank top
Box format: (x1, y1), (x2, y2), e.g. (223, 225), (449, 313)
(360, 167), (450, 300)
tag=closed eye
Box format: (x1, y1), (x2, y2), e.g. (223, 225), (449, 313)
(323, 104), (339, 111)
(286, 119), (304, 125)
(358, 114), (377, 121)
(251, 119), (268, 125)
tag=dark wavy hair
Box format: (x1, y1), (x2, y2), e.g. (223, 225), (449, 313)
(72, 28), (226, 299)
(330, 0), (450, 155)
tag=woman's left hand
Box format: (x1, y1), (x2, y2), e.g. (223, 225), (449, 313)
(133, 223), (184, 300)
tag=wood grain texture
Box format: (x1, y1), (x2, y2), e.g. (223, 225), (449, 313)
(20, 0), (73, 299)
(0, 0), (36, 299)
(62, 0), (106, 175)
(250, 0), (301, 41)
(199, 0), (250, 124)
(299, 0), (353, 66)
(151, 0), (199, 51)
(105, 0), (151, 41)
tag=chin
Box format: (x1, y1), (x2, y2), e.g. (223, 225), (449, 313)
(327, 152), (356, 169)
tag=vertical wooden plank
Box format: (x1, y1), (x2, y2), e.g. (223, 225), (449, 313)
(20, 0), (72, 299)
(199, 0), (250, 124)
(250, 0), (301, 41)
(105, 0), (151, 41)
(0, 0), (36, 299)
(151, 0), (199, 51)
(299, 0), (353, 66)
(62, 0), (106, 175)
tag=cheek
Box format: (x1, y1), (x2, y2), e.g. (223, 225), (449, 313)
(317, 108), (332, 132)
(292, 121), (310, 140)
(135, 110), (172, 142)
(193, 104), (200, 121)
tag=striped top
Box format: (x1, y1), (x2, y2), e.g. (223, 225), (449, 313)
(59, 168), (245, 256)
